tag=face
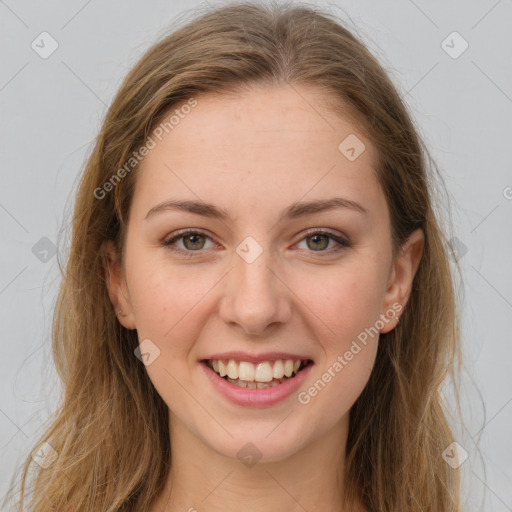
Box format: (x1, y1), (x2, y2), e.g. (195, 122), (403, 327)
(105, 83), (423, 462)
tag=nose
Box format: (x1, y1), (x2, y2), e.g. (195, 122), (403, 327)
(219, 244), (292, 337)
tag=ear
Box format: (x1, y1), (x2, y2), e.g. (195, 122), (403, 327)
(101, 240), (137, 330)
(380, 228), (424, 333)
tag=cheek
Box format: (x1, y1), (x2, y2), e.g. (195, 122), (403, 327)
(294, 262), (387, 348)
(290, 262), (384, 401)
(127, 254), (214, 346)
(127, 265), (215, 410)
(292, 266), (383, 416)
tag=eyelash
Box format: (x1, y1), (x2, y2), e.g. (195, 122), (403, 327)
(161, 228), (350, 258)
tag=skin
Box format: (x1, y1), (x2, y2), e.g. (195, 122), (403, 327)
(104, 83), (423, 511)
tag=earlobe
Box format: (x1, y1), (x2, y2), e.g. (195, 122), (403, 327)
(101, 240), (137, 330)
(380, 228), (424, 334)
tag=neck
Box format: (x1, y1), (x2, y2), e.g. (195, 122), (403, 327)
(150, 413), (360, 512)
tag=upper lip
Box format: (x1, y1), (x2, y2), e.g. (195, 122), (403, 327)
(202, 351), (313, 364)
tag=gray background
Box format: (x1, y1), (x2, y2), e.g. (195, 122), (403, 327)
(1, 0), (511, 510)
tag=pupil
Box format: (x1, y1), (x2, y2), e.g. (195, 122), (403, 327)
(185, 234), (204, 249)
(308, 234), (328, 250)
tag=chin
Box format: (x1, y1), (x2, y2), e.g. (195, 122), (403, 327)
(204, 421), (315, 465)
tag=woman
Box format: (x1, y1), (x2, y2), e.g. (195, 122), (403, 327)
(8, 1), (461, 510)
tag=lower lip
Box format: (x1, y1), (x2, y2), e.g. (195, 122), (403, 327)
(201, 361), (313, 407)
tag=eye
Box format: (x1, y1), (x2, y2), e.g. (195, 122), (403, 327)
(161, 229), (216, 257)
(295, 229), (350, 254)
(161, 228), (350, 257)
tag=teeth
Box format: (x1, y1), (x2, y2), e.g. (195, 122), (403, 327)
(226, 377), (281, 389)
(272, 360), (284, 379)
(209, 358), (307, 384)
(226, 359), (238, 379)
(284, 360), (294, 377)
(238, 361), (255, 381)
(255, 362), (273, 382)
(218, 360), (227, 377)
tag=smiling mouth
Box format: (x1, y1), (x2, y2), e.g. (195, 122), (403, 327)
(204, 358), (312, 389)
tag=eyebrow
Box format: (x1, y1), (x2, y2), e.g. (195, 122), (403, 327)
(145, 197), (367, 222)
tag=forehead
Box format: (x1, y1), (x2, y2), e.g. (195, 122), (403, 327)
(131, 83), (383, 221)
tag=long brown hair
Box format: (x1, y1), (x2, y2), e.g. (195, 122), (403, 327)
(6, 1), (462, 510)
